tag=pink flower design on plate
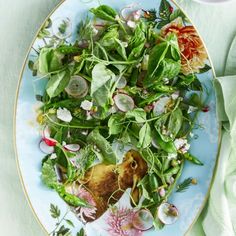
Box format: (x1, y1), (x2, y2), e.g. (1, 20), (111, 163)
(106, 207), (143, 236)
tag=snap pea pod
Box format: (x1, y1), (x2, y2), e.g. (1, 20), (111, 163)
(149, 173), (159, 192)
(183, 153), (204, 165)
(54, 185), (89, 207)
(164, 165), (180, 183)
(164, 161), (184, 199)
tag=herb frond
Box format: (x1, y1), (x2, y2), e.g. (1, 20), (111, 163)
(176, 177), (193, 192)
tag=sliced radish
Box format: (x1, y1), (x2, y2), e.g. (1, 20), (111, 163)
(116, 76), (127, 89)
(157, 202), (179, 225)
(42, 126), (57, 146)
(64, 144), (80, 152)
(42, 137), (57, 146)
(39, 140), (54, 154)
(133, 209), (154, 231)
(113, 93), (135, 112)
(153, 96), (171, 116)
(65, 76), (88, 98)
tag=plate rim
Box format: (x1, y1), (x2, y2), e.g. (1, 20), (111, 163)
(13, 0), (222, 235)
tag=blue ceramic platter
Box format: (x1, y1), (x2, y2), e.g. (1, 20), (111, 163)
(15, 0), (220, 235)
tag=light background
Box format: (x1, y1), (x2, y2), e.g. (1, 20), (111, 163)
(0, 0), (236, 235)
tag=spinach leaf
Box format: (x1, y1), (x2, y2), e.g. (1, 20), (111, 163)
(168, 107), (183, 138)
(161, 58), (181, 79)
(114, 38), (127, 60)
(90, 5), (118, 22)
(126, 108), (146, 123)
(38, 48), (63, 75)
(91, 63), (115, 107)
(87, 129), (117, 164)
(154, 114), (172, 142)
(138, 123), (152, 148)
(138, 175), (152, 200)
(46, 69), (70, 98)
(128, 22), (146, 60)
(41, 159), (57, 188)
(144, 41), (169, 86)
(108, 113), (124, 135)
(99, 27), (119, 50)
(144, 34), (180, 87)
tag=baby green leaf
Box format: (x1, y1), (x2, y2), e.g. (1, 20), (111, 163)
(168, 107), (183, 138)
(161, 58), (181, 79)
(108, 113), (124, 135)
(38, 48), (63, 75)
(90, 5), (117, 22)
(126, 108), (146, 123)
(87, 129), (117, 164)
(91, 63), (115, 107)
(46, 69), (70, 98)
(138, 123), (152, 148)
(114, 38), (127, 60)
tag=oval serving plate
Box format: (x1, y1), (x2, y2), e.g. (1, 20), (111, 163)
(14, 0), (220, 235)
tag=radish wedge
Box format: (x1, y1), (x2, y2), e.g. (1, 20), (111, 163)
(157, 202), (179, 225)
(116, 76), (127, 89)
(113, 93), (134, 112)
(153, 96), (171, 116)
(133, 209), (154, 231)
(64, 144), (80, 152)
(65, 76), (88, 98)
(39, 140), (54, 154)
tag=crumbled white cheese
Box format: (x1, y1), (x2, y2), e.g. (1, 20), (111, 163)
(56, 107), (73, 122)
(80, 100), (93, 111)
(174, 138), (190, 154)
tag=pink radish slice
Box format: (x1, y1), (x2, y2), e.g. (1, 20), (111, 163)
(157, 202), (179, 225)
(64, 144), (80, 152)
(39, 140), (54, 154)
(113, 93), (135, 112)
(43, 137), (57, 146)
(42, 126), (57, 146)
(132, 209), (154, 231)
(116, 76), (127, 89)
(65, 76), (88, 98)
(153, 96), (171, 116)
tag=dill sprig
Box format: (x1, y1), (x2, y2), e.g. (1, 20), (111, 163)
(176, 177), (193, 192)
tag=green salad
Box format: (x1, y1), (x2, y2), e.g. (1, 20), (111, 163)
(29, 0), (210, 233)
